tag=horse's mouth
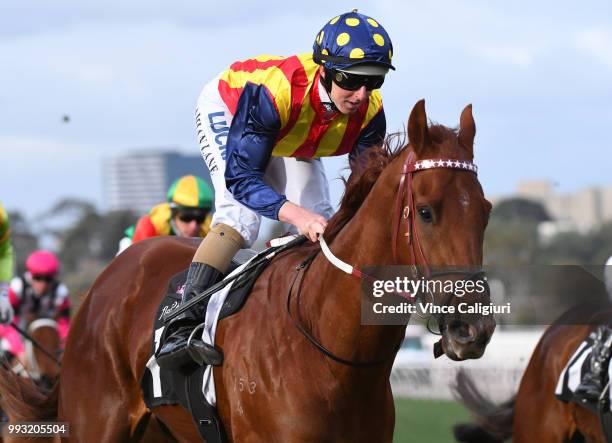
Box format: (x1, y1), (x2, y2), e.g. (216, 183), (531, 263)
(438, 318), (495, 361)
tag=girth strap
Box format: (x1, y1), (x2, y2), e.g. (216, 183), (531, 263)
(185, 365), (228, 443)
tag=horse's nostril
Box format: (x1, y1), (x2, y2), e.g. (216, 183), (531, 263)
(449, 320), (477, 344)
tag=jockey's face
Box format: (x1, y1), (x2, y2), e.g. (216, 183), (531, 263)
(173, 211), (205, 237)
(320, 67), (372, 115)
(31, 274), (53, 296)
(331, 83), (370, 114)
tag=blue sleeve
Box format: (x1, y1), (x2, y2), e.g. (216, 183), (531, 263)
(349, 107), (386, 166)
(224, 83), (288, 220)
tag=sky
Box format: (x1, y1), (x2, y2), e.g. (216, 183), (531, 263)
(2, 0), (612, 219)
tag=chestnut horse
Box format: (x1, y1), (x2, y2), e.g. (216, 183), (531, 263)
(6, 319), (61, 389)
(0, 100), (495, 442)
(453, 302), (612, 443)
(0, 320), (61, 442)
(25, 320), (61, 388)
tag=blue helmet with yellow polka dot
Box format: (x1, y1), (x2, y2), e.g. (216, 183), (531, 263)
(313, 10), (394, 75)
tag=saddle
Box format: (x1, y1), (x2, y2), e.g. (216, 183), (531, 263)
(141, 236), (306, 442)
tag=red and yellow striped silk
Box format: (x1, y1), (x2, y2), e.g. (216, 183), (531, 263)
(218, 53), (383, 159)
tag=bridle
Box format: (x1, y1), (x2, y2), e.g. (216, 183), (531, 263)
(391, 151), (478, 274)
(287, 149), (486, 366)
(390, 151), (486, 343)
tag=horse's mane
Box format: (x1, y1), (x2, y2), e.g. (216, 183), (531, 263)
(323, 124), (457, 245)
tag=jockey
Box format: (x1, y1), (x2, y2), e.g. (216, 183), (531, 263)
(117, 175), (214, 254)
(575, 255), (612, 400)
(0, 203), (15, 326)
(2, 250), (70, 361)
(606, 255), (612, 296)
(156, 10), (393, 369)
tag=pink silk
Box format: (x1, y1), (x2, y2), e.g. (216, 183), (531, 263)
(0, 320), (25, 356)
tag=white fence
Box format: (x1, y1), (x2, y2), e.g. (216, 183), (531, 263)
(391, 363), (525, 401)
(391, 327), (545, 401)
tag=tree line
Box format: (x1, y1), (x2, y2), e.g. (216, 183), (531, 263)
(9, 197), (612, 321)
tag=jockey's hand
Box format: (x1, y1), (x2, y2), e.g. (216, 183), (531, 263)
(278, 201), (327, 242)
(0, 284), (14, 325)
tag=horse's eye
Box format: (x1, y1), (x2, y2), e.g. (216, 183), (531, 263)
(418, 207), (434, 223)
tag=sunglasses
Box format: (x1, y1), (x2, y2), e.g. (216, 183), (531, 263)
(331, 70), (385, 91)
(32, 274), (54, 283)
(177, 212), (207, 224)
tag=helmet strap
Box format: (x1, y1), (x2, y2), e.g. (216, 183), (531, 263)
(321, 68), (333, 93)
(320, 69), (340, 114)
(169, 218), (182, 237)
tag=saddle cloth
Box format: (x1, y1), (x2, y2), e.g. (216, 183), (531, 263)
(141, 250), (265, 408)
(555, 333), (612, 409)
(140, 236), (306, 443)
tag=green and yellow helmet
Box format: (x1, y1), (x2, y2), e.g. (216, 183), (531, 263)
(166, 175), (213, 210)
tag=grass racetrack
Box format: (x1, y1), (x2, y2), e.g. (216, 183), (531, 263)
(393, 398), (469, 442)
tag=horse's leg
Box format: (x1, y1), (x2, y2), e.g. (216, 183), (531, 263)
(149, 406), (201, 442)
(125, 404), (195, 443)
(514, 375), (574, 442)
(57, 297), (146, 441)
(59, 366), (164, 442)
(57, 239), (203, 441)
(138, 414), (175, 443)
(2, 435), (55, 443)
(58, 353), (144, 441)
(573, 406), (605, 443)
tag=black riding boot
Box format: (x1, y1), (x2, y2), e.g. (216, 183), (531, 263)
(575, 325), (612, 401)
(156, 262), (224, 370)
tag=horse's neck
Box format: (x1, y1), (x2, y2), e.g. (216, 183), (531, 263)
(325, 156), (403, 267)
(302, 169), (406, 377)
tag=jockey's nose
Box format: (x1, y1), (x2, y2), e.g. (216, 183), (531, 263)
(187, 220), (200, 230)
(353, 85), (368, 101)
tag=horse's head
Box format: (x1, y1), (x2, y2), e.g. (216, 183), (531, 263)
(391, 100), (495, 360)
(324, 99), (494, 361)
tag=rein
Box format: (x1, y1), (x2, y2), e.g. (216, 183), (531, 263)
(9, 322), (60, 366)
(286, 250), (402, 368)
(286, 151), (483, 366)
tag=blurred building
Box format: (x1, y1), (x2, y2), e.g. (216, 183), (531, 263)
(511, 179), (612, 236)
(104, 150), (212, 213)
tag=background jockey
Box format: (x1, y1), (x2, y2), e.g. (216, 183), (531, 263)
(573, 255), (612, 400)
(117, 175), (214, 254)
(156, 10), (394, 369)
(606, 255), (612, 297)
(0, 203), (15, 326)
(0, 250), (70, 362)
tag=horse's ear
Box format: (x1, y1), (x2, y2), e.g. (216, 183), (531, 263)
(408, 99), (431, 157)
(458, 104), (476, 158)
